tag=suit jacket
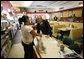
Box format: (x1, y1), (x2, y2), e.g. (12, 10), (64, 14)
(36, 20), (52, 36)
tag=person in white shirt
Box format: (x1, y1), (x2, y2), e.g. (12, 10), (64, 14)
(19, 15), (42, 58)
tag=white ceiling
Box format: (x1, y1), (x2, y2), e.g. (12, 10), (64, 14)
(10, 1), (83, 12)
(10, 1), (33, 7)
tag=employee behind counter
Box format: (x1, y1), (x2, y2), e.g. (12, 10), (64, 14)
(19, 15), (42, 58)
(18, 15), (52, 58)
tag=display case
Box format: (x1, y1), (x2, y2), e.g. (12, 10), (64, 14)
(1, 29), (12, 58)
(1, 20), (18, 58)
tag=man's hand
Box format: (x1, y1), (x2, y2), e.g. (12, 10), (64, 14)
(38, 34), (42, 37)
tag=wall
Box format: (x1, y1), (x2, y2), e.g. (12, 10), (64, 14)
(51, 8), (83, 18)
(15, 6), (83, 22)
(28, 8), (53, 12)
(50, 12), (60, 20)
(50, 7), (83, 22)
(73, 9), (82, 17)
(62, 8), (83, 17)
(15, 13), (50, 20)
(49, 21), (83, 28)
(63, 11), (69, 17)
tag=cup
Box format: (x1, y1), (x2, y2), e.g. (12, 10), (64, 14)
(60, 45), (64, 52)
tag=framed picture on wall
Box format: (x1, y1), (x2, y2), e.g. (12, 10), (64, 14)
(69, 11), (73, 17)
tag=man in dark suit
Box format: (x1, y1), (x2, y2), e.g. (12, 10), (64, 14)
(36, 16), (52, 37)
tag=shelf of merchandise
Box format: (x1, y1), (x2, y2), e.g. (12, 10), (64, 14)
(1, 22), (18, 58)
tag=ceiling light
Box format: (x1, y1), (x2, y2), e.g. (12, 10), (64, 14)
(8, 9), (11, 12)
(79, 4), (83, 6)
(79, 2), (83, 6)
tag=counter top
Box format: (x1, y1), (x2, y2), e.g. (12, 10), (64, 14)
(34, 35), (73, 58)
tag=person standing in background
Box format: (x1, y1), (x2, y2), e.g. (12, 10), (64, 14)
(19, 15), (42, 58)
(72, 14), (78, 22)
(54, 16), (58, 21)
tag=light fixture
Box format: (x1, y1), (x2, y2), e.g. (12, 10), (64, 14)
(34, 11), (36, 13)
(79, 2), (83, 6)
(46, 11), (47, 13)
(8, 9), (11, 12)
(79, 4), (83, 6)
(15, 8), (20, 11)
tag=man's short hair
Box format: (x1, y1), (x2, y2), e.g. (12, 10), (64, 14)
(37, 16), (42, 19)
